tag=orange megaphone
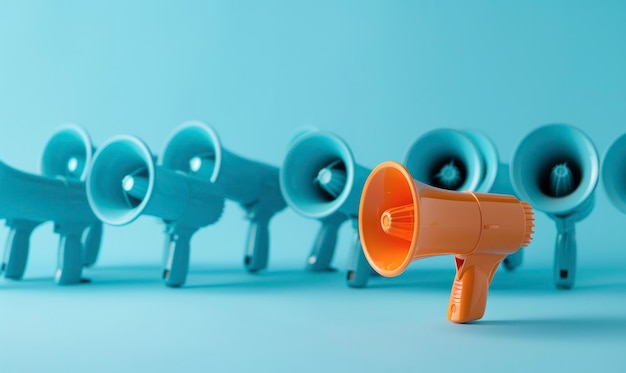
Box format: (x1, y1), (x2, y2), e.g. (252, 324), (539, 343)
(359, 161), (534, 323)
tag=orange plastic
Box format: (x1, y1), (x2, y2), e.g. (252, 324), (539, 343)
(359, 161), (534, 323)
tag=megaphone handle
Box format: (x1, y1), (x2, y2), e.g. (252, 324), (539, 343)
(306, 215), (345, 272)
(346, 220), (375, 288)
(55, 233), (85, 285)
(448, 253), (504, 323)
(554, 217), (576, 289)
(2, 221), (38, 279)
(163, 229), (193, 287)
(503, 248), (524, 271)
(244, 216), (271, 273)
(82, 222), (103, 268)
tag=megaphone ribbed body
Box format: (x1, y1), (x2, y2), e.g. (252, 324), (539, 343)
(86, 135), (223, 228)
(359, 162), (532, 277)
(0, 161), (96, 224)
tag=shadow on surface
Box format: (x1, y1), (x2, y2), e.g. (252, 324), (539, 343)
(471, 316), (626, 340)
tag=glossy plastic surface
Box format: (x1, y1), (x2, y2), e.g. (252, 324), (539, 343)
(86, 135), (225, 287)
(510, 124), (598, 289)
(359, 161), (534, 323)
(160, 121), (286, 273)
(602, 133), (626, 214)
(1, 124), (101, 284)
(280, 130), (375, 286)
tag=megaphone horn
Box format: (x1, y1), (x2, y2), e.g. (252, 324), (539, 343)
(510, 124), (599, 289)
(2, 124), (101, 284)
(161, 121), (286, 273)
(87, 135), (225, 287)
(39, 124), (103, 268)
(280, 130), (375, 287)
(602, 133), (626, 214)
(359, 161), (534, 323)
(404, 129), (524, 271)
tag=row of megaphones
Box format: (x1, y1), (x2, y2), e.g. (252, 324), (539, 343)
(2, 121), (625, 322)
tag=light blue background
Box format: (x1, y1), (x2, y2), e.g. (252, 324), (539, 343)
(1, 1), (625, 371)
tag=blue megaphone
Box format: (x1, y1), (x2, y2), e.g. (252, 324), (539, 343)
(510, 124), (599, 289)
(602, 133), (626, 214)
(86, 135), (225, 287)
(160, 121), (286, 273)
(404, 128), (523, 270)
(0, 124), (101, 284)
(280, 130), (375, 288)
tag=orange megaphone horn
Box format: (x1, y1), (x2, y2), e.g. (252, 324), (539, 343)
(359, 161), (535, 323)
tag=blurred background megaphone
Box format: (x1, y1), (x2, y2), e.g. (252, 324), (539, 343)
(359, 161), (534, 323)
(0, 124), (101, 284)
(602, 133), (626, 214)
(280, 130), (375, 288)
(160, 121), (286, 273)
(86, 135), (225, 287)
(510, 124), (599, 289)
(404, 129), (523, 270)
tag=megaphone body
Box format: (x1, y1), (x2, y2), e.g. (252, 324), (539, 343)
(86, 135), (225, 287)
(280, 130), (375, 287)
(510, 124), (598, 289)
(160, 121), (286, 273)
(404, 128), (524, 271)
(0, 161), (99, 284)
(1, 124), (102, 284)
(359, 161), (534, 323)
(602, 133), (626, 214)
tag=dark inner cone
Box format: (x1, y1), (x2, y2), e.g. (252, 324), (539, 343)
(429, 157), (467, 190)
(539, 158), (582, 198)
(315, 160), (347, 201)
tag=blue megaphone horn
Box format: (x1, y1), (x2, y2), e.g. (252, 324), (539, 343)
(602, 133), (626, 214)
(86, 134), (225, 287)
(160, 121), (286, 273)
(510, 124), (599, 289)
(404, 128), (523, 270)
(280, 130), (375, 288)
(0, 124), (101, 284)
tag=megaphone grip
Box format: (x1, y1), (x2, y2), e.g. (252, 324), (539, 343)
(347, 222), (375, 288)
(554, 218), (576, 289)
(448, 253), (505, 323)
(306, 214), (345, 272)
(55, 233), (84, 285)
(163, 230), (192, 287)
(3, 223), (37, 279)
(244, 218), (270, 273)
(82, 222), (103, 267)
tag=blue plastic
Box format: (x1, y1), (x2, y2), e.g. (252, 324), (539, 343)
(403, 129), (523, 270)
(602, 133), (626, 214)
(280, 130), (375, 287)
(86, 135), (225, 287)
(510, 124), (599, 289)
(1, 124), (101, 284)
(160, 121), (286, 273)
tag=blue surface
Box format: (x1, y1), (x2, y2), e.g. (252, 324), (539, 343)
(1, 1), (626, 371)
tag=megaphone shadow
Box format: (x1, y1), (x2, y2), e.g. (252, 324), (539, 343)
(471, 316), (626, 340)
(182, 268), (343, 291)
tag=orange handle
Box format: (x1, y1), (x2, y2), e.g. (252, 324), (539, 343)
(448, 253), (505, 323)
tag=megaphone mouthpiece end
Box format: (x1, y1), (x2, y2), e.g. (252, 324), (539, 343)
(521, 202), (535, 247)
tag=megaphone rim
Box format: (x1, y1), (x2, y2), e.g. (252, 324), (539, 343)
(403, 128), (484, 192)
(86, 134), (156, 225)
(41, 123), (95, 181)
(462, 129), (500, 193)
(160, 120), (222, 183)
(280, 130), (356, 219)
(510, 123), (599, 214)
(359, 160), (418, 277)
(602, 132), (626, 213)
